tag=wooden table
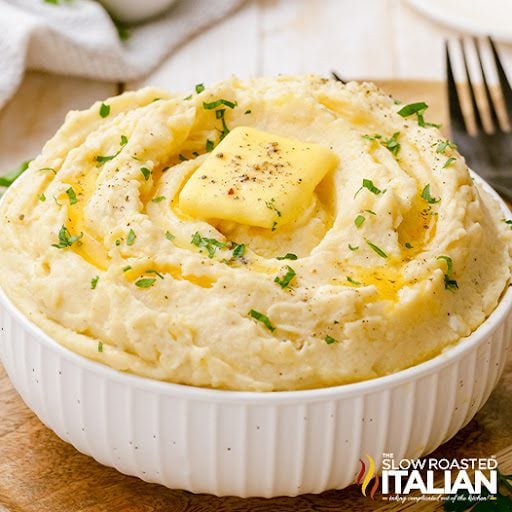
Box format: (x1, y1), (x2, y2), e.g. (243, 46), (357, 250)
(1, 1), (512, 510)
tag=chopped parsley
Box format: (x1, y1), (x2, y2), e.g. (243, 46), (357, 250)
(436, 140), (456, 153)
(206, 139), (215, 152)
(91, 276), (99, 289)
(325, 335), (338, 345)
(147, 269), (164, 279)
(98, 341), (103, 352)
(274, 266), (296, 289)
(152, 196), (166, 203)
(232, 242), (246, 258)
(348, 244), (359, 251)
(443, 157), (456, 168)
(405, 242), (413, 249)
(135, 278), (156, 288)
(122, 265), (132, 272)
(382, 131), (401, 156)
(165, 230), (175, 241)
(95, 135), (128, 164)
(354, 215), (365, 228)
(191, 232), (226, 258)
(203, 99), (237, 110)
(365, 239), (387, 258)
(39, 193), (46, 202)
(99, 103), (110, 118)
(0, 160), (31, 188)
(347, 276), (362, 285)
(355, 178), (383, 197)
(216, 108), (231, 140)
(126, 228), (136, 246)
(244, 109), (252, 115)
(195, 83), (205, 94)
(52, 225), (83, 249)
(504, 219), (512, 227)
(437, 255), (458, 292)
(65, 186), (77, 205)
(265, 198), (282, 218)
(397, 102), (441, 128)
(421, 184), (440, 204)
(140, 167), (151, 181)
(277, 253), (297, 260)
(248, 309), (275, 332)
(363, 133), (400, 157)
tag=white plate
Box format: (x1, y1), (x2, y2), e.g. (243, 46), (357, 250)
(407, 0), (512, 43)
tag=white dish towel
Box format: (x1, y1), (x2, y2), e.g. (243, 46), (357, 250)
(0, 0), (243, 109)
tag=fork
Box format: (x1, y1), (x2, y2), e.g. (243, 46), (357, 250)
(446, 37), (512, 201)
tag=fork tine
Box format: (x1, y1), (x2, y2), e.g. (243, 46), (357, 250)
(460, 38), (484, 132)
(488, 37), (512, 121)
(474, 37), (500, 131)
(445, 41), (466, 133)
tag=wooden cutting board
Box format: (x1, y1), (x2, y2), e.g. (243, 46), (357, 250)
(0, 75), (511, 512)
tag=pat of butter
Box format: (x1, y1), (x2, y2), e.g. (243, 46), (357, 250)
(178, 126), (338, 229)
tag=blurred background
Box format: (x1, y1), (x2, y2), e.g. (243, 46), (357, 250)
(0, 0), (511, 171)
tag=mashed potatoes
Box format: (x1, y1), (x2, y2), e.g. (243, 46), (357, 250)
(0, 76), (510, 391)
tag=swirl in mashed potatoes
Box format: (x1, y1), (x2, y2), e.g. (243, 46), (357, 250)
(0, 76), (510, 391)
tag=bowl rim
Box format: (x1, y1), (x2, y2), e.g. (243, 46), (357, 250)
(0, 173), (511, 403)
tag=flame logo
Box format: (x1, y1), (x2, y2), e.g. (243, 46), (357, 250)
(356, 455), (380, 499)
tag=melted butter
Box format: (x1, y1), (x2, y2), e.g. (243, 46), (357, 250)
(318, 96), (376, 127)
(65, 169), (110, 270)
(345, 264), (407, 302)
(397, 194), (437, 257)
(123, 263), (216, 288)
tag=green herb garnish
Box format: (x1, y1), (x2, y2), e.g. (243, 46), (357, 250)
(348, 244), (359, 251)
(443, 157), (456, 168)
(325, 335), (338, 345)
(437, 255), (458, 291)
(355, 178), (383, 197)
(274, 266), (296, 289)
(126, 228), (136, 246)
(195, 83), (205, 94)
(135, 278), (156, 288)
(248, 309), (275, 332)
(347, 276), (362, 285)
(147, 269), (164, 279)
(191, 232), (226, 258)
(178, 154), (188, 161)
(365, 239), (387, 258)
(383, 132), (401, 156)
(206, 139), (214, 152)
(98, 341), (103, 352)
(122, 265), (132, 272)
(95, 135), (128, 164)
(140, 167), (151, 181)
(397, 102), (441, 128)
(421, 184), (440, 204)
(66, 187), (77, 205)
(52, 225), (83, 249)
(232, 242), (246, 258)
(203, 99), (237, 110)
(244, 109), (252, 115)
(277, 253), (297, 260)
(354, 215), (365, 228)
(405, 242), (413, 249)
(165, 231), (175, 241)
(152, 196), (166, 203)
(91, 276), (99, 289)
(436, 140), (456, 153)
(39, 193), (46, 202)
(99, 103), (110, 118)
(0, 160), (31, 187)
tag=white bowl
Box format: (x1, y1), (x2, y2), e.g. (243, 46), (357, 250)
(0, 175), (511, 497)
(98, 0), (178, 24)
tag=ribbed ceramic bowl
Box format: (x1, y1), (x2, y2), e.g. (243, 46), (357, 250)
(0, 176), (511, 498)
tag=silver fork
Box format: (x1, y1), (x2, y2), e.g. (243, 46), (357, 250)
(446, 37), (512, 200)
